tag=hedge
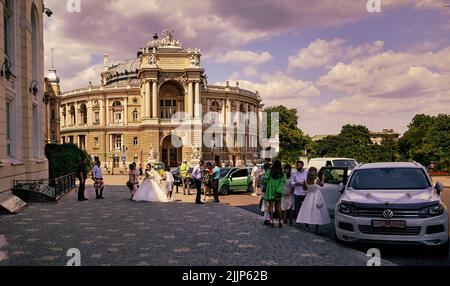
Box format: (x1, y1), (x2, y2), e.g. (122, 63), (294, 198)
(45, 143), (93, 179)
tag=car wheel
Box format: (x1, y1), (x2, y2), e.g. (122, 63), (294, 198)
(431, 240), (449, 257)
(220, 185), (230, 196)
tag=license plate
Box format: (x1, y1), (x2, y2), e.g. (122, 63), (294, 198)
(372, 220), (406, 228)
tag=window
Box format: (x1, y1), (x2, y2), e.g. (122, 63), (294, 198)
(6, 100), (12, 157)
(133, 137), (138, 146)
(51, 108), (55, 120)
(61, 136), (65, 144)
(94, 111), (100, 124)
(94, 137), (99, 148)
(79, 136), (86, 150)
(69, 106), (76, 125)
(69, 136), (74, 144)
(31, 5), (39, 84)
(112, 134), (122, 151)
(80, 104), (87, 124)
(160, 100), (177, 119)
(132, 109), (139, 121)
(114, 111), (122, 122)
(3, 0), (13, 60)
(349, 168), (431, 190)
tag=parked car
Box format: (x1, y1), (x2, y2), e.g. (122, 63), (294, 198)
(308, 158), (358, 174)
(218, 167), (253, 195)
(334, 162), (449, 256)
(152, 162), (167, 176)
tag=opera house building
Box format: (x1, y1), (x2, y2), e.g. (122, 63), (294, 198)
(60, 30), (266, 172)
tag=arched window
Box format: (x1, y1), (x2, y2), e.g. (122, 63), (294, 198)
(69, 105), (76, 125)
(112, 101), (123, 123)
(80, 103), (87, 124)
(209, 100), (221, 123)
(239, 103), (246, 123)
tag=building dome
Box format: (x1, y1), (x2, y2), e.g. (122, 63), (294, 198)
(47, 69), (60, 84)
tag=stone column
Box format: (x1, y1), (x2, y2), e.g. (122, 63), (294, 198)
(100, 99), (104, 125)
(145, 81), (151, 118)
(87, 100), (92, 126)
(106, 99), (110, 126)
(194, 81), (200, 118)
(152, 80), (158, 119)
(124, 97), (128, 124)
(75, 102), (79, 126)
(188, 81), (193, 118)
(222, 99), (226, 124)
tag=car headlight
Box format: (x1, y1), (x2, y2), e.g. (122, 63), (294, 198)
(420, 203), (444, 217)
(338, 201), (357, 216)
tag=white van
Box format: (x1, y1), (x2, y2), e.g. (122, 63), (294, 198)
(307, 158), (358, 172)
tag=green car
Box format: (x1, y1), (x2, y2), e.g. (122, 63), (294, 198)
(218, 167), (253, 195)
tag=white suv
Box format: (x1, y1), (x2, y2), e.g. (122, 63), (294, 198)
(335, 162), (449, 256)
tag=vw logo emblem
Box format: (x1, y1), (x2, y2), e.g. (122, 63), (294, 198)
(383, 209), (394, 219)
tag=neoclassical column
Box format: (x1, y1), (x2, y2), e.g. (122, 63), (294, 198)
(145, 81), (151, 118)
(188, 81), (193, 118)
(194, 81), (200, 118)
(124, 97), (128, 124)
(99, 99), (104, 125)
(221, 100), (226, 124)
(152, 80), (158, 119)
(106, 98), (110, 126)
(75, 102), (79, 126)
(87, 100), (92, 126)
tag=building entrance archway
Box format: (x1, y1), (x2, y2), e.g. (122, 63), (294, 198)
(161, 135), (183, 167)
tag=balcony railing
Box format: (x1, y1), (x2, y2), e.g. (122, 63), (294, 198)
(12, 173), (76, 202)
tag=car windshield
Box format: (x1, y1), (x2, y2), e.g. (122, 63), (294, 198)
(349, 168), (431, 190)
(333, 160), (357, 170)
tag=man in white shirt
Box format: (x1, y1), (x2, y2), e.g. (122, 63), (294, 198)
(250, 161), (260, 197)
(92, 160), (104, 199)
(191, 160), (205, 204)
(292, 160), (307, 219)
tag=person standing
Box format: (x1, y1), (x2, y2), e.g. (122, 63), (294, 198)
(202, 162), (213, 201)
(192, 160), (205, 204)
(250, 161), (260, 197)
(127, 163), (139, 200)
(296, 167), (330, 233)
(211, 161), (221, 203)
(263, 160), (286, 228)
(292, 161), (308, 219)
(180, 160), (190, 195)
(76, 158), (88, 201)
(161, 166), (175, 202)
(281, 164), (295, 225)
(92, 160), (104, 199)
(260, 163), (272, 225)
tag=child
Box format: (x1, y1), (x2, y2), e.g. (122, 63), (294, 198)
(281, 164), (295, 225)
(296, 167), (330, 233)
(161, 167), (175, 202)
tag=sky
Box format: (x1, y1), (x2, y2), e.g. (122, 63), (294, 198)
(44, 0), (450, 136)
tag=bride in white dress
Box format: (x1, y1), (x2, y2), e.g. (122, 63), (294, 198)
(132, 164), (167, 202)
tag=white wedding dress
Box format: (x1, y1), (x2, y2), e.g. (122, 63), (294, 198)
(132, 169), (167, 202)
(296, 184), (331, 225)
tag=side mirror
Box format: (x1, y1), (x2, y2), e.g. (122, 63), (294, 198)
(338, 183), (345, 195)
(435, 182), (444, 194)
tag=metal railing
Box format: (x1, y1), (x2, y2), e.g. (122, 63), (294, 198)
(12, 173), (76, 201)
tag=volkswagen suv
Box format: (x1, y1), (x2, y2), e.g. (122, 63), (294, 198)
(335, 162), (448, 255)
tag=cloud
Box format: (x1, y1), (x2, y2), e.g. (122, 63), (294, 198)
(288, 39), (384, 70)
(216, 50), (273, 65)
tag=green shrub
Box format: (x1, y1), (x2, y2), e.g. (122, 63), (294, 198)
(45, 144), (93, 179)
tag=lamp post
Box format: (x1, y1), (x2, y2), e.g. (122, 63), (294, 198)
(43, 92), (50, 144)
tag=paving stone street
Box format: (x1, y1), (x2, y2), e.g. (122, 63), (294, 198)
(0, 176), (395, 266)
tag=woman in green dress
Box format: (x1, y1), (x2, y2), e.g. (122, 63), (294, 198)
(264, 160), (286, 228)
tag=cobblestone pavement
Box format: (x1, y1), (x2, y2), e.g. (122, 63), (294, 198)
(0, 176), (395, 266)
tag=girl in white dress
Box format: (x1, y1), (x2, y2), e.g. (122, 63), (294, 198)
(133, 164), (167, 202)
(296, 167), (330, 233)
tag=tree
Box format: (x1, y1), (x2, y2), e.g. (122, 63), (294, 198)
(263, 106), (311, 164)
(399, 114), (450, 171)
(45, 143), (93, 178)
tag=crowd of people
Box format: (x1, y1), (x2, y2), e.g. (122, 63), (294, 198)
(258, 160), (330, 232)
(76, 157), (331, 233)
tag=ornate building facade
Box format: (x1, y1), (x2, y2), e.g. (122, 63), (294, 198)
(60, 30), (264, 172)
(0, 0), (48, 193)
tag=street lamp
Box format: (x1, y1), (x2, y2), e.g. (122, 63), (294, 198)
(29, 80), (39, 96)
